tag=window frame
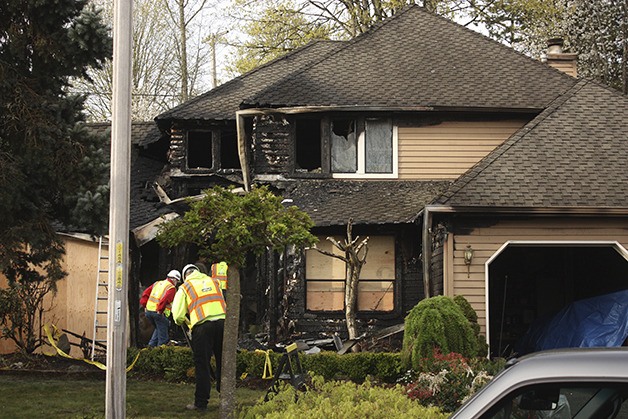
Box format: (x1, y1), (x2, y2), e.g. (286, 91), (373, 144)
(293, 114), (398, 179)
(185, 128), (241, 173)
(331, 117), (398, 179)
(186, 129), (215, 172)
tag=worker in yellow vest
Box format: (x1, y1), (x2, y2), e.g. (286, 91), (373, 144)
(211, 261), (228, 292)
(139, 269), (181, 347)
(172, 263), (226, 412)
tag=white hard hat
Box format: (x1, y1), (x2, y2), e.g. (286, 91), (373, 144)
(182, 264), (198, 279)
(167, 270), (181, 282)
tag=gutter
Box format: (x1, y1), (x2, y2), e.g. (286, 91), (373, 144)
(420, 208), (432, 299)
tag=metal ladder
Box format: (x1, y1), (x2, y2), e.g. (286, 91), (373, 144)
(91, 236), (109, 360)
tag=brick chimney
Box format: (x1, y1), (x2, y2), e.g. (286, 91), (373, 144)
(544, 37), (578, 77)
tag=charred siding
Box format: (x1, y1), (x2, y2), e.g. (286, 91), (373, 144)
(277, 229), (424, 340)
(253, 114), (292, 174)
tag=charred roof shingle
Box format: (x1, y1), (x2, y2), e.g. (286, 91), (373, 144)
(276, 179), (451, 226)
(156, 41), (343, 122)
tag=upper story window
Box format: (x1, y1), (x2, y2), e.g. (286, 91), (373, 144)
(187, 131), (213, 170)
(295, 115), (398, 178)
(186, 129), (240, 172)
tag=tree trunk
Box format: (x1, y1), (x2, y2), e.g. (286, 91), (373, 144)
(219, 267), (240, 419)
(345, 264), (359, 340)
(177, 0), (188, 102)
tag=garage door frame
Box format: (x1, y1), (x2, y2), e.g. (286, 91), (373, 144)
(484, 240), (628, 351)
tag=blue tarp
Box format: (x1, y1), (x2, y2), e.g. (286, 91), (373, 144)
(516, 289), (628, 355)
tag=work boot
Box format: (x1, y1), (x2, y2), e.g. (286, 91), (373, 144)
(186, 404), (207, 411)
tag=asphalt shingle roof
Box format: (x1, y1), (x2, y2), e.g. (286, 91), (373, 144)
(86, 122), (170, 230)
(434, 80), (628, 209)
(156, 41), (343, 122)
(274, 179), (451, 227)
(244, 6), (577, 110)
(157, 5), (577, 123)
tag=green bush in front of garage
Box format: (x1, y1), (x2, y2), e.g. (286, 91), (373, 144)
(401, 295), (479, 371)
(454, 294), (489, 357)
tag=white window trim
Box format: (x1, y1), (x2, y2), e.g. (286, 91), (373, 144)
(333, 125), (398, 179)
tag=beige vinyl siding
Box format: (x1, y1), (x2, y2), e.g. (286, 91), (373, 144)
(444, 218), (628, 335)
(397, 120), (526, 180)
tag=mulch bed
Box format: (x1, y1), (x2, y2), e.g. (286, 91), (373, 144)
(0, 352), (106, 379)
(0, 352), (272, 390)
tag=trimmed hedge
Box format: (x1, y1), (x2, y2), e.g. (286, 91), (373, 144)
(127, 346), (402, 384)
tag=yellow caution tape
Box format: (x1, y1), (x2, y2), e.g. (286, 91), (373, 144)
(43, 324), (142, 372)
(255, 349), (274, 379)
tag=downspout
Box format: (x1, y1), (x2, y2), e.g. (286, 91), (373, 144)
(422, 207), (432, 299)
(236, 110), (251, 192)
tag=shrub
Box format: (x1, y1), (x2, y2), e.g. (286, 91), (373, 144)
(300, 351), (339, 381)
(401, 296), (478, 370)
(128, 346), (194, 382)
(453, 295), (489, 357)
(240, 375), (448, 419)
(237, 350), (403, 383)
(403, 348), (494, 413)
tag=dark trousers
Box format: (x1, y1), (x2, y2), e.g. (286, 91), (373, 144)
(191, 318), (224, 408)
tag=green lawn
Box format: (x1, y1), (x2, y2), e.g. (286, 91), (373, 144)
(0, 375), (266, 418)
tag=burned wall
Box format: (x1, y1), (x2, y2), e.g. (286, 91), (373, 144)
(273, 226), (424, 341)
(252, 114), (292, 175)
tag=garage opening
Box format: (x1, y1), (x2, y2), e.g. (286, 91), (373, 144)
(487, 243), (628, 359)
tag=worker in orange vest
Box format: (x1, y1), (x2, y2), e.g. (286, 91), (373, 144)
(139, 269), (181, 347)
(172, 263), (226, 412)
(211, 261), (228, 294)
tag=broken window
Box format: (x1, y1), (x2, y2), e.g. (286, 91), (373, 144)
(294, 115), (396, 177)
(187, 131), (213, 170)
(186, 129), (242, 171)
(331, 118), (357, 173)
(305, 235), (395, 312)
(220, 130), (240, 169)
(295, 118), (322, 172)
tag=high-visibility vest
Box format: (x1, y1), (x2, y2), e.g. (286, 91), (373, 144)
(181, 271), (226, 327)
(146, 279), (175, 312)
(211, 262), (228, 290)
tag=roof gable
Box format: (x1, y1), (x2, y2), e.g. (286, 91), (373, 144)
(434, 80), (628, 209)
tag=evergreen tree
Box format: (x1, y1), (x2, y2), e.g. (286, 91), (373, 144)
(0, 0), (111, 353)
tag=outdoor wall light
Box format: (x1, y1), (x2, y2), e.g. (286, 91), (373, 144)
(463, 245), (474, 278)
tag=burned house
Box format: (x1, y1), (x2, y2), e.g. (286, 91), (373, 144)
(87, 5), (626, 353)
